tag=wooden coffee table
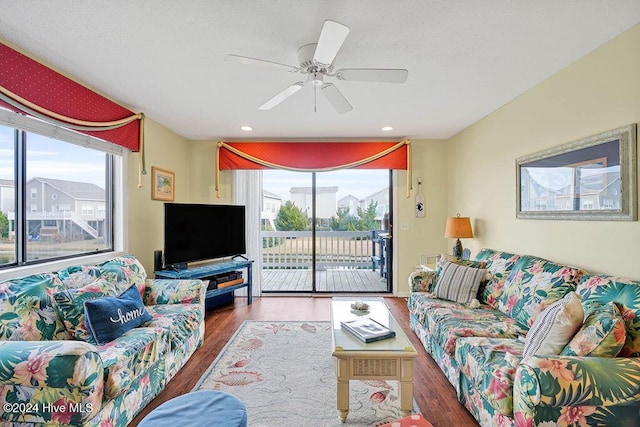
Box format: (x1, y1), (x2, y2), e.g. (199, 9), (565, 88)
(330, 299), (418, 423)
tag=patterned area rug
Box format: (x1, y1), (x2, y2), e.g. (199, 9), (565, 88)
(194, 320), (416, 427)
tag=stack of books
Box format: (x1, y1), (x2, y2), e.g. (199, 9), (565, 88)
(340, 317), (396, 343)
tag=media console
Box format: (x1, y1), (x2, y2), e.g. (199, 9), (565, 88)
(154, 259), (253, 308)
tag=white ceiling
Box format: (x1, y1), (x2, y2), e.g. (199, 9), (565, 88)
(1, 1), (639, 141)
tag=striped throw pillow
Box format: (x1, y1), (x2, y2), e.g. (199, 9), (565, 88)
(522, 292), (583, 359)
(434, 261), (487, 304)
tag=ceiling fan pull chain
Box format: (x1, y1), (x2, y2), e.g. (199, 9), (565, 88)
(314, 84), (317, 113)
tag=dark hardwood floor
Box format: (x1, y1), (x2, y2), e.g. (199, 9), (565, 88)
(130, 297), (479, 426)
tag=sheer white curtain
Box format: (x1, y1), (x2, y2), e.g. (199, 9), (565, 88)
(232, 170), (262, 298)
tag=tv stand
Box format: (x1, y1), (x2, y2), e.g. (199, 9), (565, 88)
(154, 259), (253, 308)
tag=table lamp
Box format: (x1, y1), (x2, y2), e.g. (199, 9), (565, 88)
(444, 214), (473, 258)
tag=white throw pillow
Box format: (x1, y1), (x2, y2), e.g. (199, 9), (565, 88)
(434, 260), (486, 305)
(522, 292), (584, 358)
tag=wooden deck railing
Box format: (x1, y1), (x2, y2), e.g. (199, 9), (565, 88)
(262, 231), (377, 269)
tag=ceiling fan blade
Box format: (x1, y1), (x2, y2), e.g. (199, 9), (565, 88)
(225, 54), (299, 72)
(321, 83), (352, 114)
(335, 68), (408, 83)
(258, 82), (305, 110)
(313, 20), (350, 66)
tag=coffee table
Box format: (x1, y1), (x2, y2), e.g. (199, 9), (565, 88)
(330, 298), (418, 423)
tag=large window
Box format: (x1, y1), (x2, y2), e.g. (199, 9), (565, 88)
(0, 120), (119, 269)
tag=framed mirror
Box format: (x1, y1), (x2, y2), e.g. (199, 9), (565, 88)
(516, 124), (637, 220)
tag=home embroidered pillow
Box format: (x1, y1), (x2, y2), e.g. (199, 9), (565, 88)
(522, 292), (583, 358)
(434, 260), (487, 305)
(84, 284), (152, 345)
(561, 302), (627, 357)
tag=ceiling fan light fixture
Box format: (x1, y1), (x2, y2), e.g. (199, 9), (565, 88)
(310, 72), (324, 86)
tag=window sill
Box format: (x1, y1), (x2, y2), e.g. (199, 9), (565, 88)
(0, 251), (127, 281)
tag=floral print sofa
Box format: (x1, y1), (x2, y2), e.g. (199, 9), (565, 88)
(408, 248), (640, 427)
(0, 255), (206, 426)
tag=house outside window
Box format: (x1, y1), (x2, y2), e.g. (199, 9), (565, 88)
(81, 205), (94, 216)
(0, 115), (123, 270)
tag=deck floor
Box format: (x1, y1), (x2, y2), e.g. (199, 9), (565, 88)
(261, 268), (388, 292)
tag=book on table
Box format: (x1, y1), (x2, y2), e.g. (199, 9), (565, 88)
(340, 317), (396, 343)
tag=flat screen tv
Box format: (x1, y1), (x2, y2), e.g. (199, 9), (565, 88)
(163, 203), (246, 268)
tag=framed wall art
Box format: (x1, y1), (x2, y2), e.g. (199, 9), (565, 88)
(151, 166), (175, 202)
(516, 124), (637, 220)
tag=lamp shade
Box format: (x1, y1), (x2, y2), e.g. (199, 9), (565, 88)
(444, 216), (473, 239)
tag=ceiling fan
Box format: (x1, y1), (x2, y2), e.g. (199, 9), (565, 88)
(225, 20), (408, 114)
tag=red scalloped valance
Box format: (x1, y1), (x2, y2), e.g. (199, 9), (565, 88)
(216, 140), (411, 197)
(0, 43), (142, 152)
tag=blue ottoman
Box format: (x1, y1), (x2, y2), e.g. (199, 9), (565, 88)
(139, 390), (248, 427)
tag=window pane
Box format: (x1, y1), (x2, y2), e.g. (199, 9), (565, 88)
(0, 125), (16, 266)
(25, 133), (110, 262)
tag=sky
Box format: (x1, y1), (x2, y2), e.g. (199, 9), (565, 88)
(263, 169), (389, 201)
(0, 124), (107, 188)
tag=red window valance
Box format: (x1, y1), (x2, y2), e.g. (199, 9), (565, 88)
(0, 43), (142, 152)
(216, 140), (412, 197)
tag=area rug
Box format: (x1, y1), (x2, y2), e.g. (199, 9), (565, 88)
(194, 320), (418, 427)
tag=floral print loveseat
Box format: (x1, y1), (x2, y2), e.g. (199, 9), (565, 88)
(0, 255), (205, 426)
(408, 248), (640, 427)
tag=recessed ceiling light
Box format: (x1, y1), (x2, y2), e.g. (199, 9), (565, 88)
(381, 126), (393, 131)
(240, 125), (253, 131)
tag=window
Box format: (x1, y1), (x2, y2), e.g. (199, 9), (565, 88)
(0, 115), (122, 269)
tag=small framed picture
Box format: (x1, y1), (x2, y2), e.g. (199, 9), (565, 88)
(151, 167), (175, 201)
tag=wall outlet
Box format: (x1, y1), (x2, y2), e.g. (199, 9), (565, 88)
(400, 222), (409, 230)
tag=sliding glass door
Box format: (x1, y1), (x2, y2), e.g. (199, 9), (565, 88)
(261, 169), (392, 293)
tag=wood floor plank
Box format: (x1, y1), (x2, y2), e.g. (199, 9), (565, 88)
(130, 297), (479, 426)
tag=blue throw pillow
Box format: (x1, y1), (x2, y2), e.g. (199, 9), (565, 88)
(84, 284), (152, 345)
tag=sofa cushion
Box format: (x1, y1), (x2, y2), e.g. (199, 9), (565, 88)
(53, 277), (123, 343)
(0, 273), (68, 341)
(496, 256), (584, 328)
(456, 337), (524, 417)
(561, 302), (626, 357)
(428, 306), (527, 356)
(408, 292), (468, 332)
(84, 285), (153, 345)
(435, 261), (487, 305)
(576, 273), (640, 356)
(144, 303), (203, 350)
(436, 254), (487, 275)
(522, 292), (583, 358)
(409, 270), (438, 293)
(96, 255), (147, 297)
(96, 326), (169, 399)
(57, 265), (102, 289)
(474, 249), (521, 308)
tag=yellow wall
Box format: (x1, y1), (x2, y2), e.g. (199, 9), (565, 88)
(446, 24), (640, 278)
(189, 140), (233, 205)
(126, 119), (191, 273)
(395, 139), (449, 293)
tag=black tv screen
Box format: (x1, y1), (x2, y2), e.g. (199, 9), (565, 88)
(163, 203), (246, 267)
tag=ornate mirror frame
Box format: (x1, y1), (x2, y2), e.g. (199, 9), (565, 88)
(516, 124), (637, 221)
